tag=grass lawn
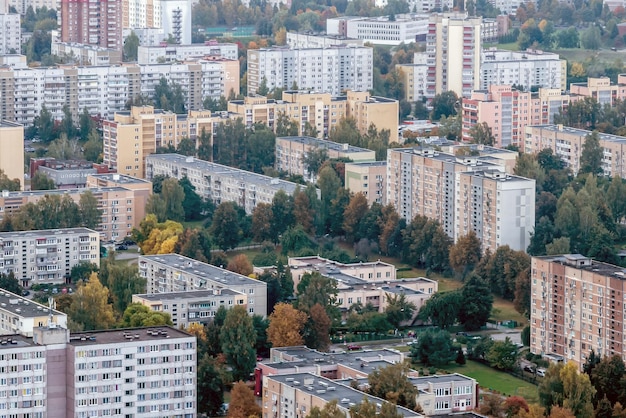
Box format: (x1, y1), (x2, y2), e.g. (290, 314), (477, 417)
(487, 42), (518, 51)
(440, 361), (539, 404)
(554, 48), (624, 63)
(490, 296), (528, 327)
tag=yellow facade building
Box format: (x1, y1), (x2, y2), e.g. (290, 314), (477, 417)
(0, 120), (23, 189)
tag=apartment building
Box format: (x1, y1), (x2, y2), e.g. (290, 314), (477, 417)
(326, 15), (429, 46)
(524, 124), (626, 177)
(228, 90), (399, 143)
(455, 170), (535, 252)
(425, 14), (482, 99)
(0, 121), (23, 189)
(344, 161), (387, 206)
(387, 148), (535, 251)
(438, 143), (518, 174)
(145, 154), (302, 215)
(123, 28), (165, 46)
(0, 228), (100, 287)
(8, 0), (56, 14)
(397, 54), (429, 103)
(570, 76), (626, 106)
(139, 254), (268, 317)
(276, 136), (375, 182)
(30, 159), (111, 189)
(530, 254), (626, 368)
(102, 106), (218, 178)
(132, 289), (248, 328)
(0, 13), (20, 54)
(51, 42), (123, 65)
(137, 41), (238, 64)
(0, 59), (239, 125)
(0, 290), (67, 335)
(247, 46), (373, 96)
(0, 186), (147, 242)
(59, 0), (123, 50)
(411, 375), (478, 415)
(480, 49), (566, 92)
(286, 32), (364, 49)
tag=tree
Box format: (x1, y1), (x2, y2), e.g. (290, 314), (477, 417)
(228, 381), (261, 418)
(267, 302), (308, 347)
(514, 268), (531, 316)
(580, 132), (604, 176)
(79, 190), (102, 229)
(30, 172), (55, 190)
(561, 362), (595, 418)
(78, 108), (94, 141)
(410, 329), (456, 367)
(123, 31), (140, 61)
(581, 25), (602, 49)
(595, 396), (613, 418)
(503, 396), (529, 418)
(458, 273), (493, 331)
(160, 177), (186, 222)
(220, 305), (257, 382)
(197, 127), (212, 161)
(590, 355), (625, 405)
(0, 169), (20, 191)
(456, 347), (466, 365)
(0, 272), (21, 294)
(68, 273), (115, 331)
(295, 272), (340, 322)
(304, 303), (331, 351)
(449, 231), (482, 280)
(83, 129), (103, 163)
(546, 237), (571, 255)
(302, 148), (329, 180)
(385, 293), (417, 328)
(153, 77), (186, 113)
(350, 399), (404, 418)
(179, 176), (204, 221)
(343, 193), (369, 241)
(430, 91), (459, 121)
(175, 228), (212, 262)
(60, 104), (76, 139)
(70, 261), (99, 283)
(119, 303), (172, 327)
(198, 354), (228, 416)
(251, 203), (273, 243)
(34, 105), (55, 142)
(211, 202), (242, 250)
(469, 121), (495, 145)
(226, 254), (253, 276)
(418, 291), (462, 329)
(367, 362), (418, 410)
(402, 216), (451, 273)
(270, 190), (295, 243)
(308, 400), (347, 418)
(47, 134), (82, 160)
(486, 337), (519, 371)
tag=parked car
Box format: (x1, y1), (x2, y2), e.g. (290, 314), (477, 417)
(523, 365), (536, 373)
(347, 344), (362, 351)
(24, 147), (35, 152)
(21, 290), (30, 297)
(536, 368), (546, 377)
(406, 339), (418, 346)
(116, 244), (128, 251)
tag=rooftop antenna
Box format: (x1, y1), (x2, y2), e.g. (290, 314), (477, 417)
(47, 297), (57, 329)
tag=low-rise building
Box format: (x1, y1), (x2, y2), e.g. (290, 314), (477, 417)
(146, 154), (302, 214)
(276, 136), (375, 182)
(0, 290), (67, 335)
(137, 41), (238, 64)
(51, 42), (122, 65)
(326, 15), (429, 45)
(286, 32), (364, 48)
(344, 161), (387, 206)
(30, 158), (112, 189)
(0, 227), (100, 287)
(139, 254), (268, 317)
(570, 76), (626, 106)
(132, 289), (248, 328)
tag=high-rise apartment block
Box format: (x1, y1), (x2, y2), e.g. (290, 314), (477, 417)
(0, 13), (20, 54)
(276, 136), (375, 182)
(461, 85), (571, 149)
(386, 148), (535, 251)
(137, 42), (238, 64)
(228, 90), (399, 143)
(132, 289), (248, 328)
(0, 228), (100, 287)
(425, 14), (482, 99)
(344, 161), (387, 205)
(0, 325), (197, 417)
(524, 124), (626, 177)
(59, 0), (123, 50)
(530, 254), (626, 368)
(0, 59), (240, 125)
(139, 254), (268, 317)
(8, 0), (56, 14)
(247, 46), (373, 96)
(102, 106), (217, 178)
(0, 121), (24, 189)
(0, 179), (150, 242)
(145, 154), (302, 215)
(480, 49), (566, 92)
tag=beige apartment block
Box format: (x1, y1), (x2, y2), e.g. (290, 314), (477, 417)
(438, 144), (518, 174)
(570, 76), (626, 106)
(0, 289), (67, 335)
(102, 106), (218, 178)
(344, 161), (386, 205)
(0, 120), (23, 189)
(530, 254), (626, 368)
(276, 136), (375, 182)
(0, 227), (100, 288)
(228, 90), (399, 143)
(0, 186), (146, 242)
(524, 124), (626, 177)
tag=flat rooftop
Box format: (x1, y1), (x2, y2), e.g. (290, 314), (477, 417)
(279, 136), (375, 155)
(270, 346), (404, 365)
(461, 169), (534, 184)
(0, 120), (22, 128)
(146, 154), (299, 194)
(345, 161), (387, 167)
(390, 147), (502, 167)
(89, 173), (152, 184)
(134, 288), (244, 301)
(0, 290), (65, 318)
(0, 187), (128, 198)
(528, 124), (626, 145)
(0, 335), (34, 350)
(0, 227), (97, 239)
(409, 373), (475, 385)
(68, 326), (192, 346)
(268, 373), (422, 418)
(538, 254), (626, 279)
(140, 254), (263, 287)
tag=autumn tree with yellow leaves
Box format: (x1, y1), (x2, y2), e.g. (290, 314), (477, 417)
(68, 272), (115, 331)
(267, 303), (308, 347)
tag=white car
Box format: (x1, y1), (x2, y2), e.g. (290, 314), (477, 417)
(406, 339), (418, 346)
(536, 368), (546, 377)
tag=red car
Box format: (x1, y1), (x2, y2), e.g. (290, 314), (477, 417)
(347, 344), (362, 351)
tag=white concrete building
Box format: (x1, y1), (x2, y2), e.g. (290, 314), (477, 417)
(8, 0), (56, 14)
(139, 254), (268, 317)
(286, 32), (363, 48)
(137, 42), (238, 64)
(123, 28), (166, 46)
(160, 0), (192, 44)
(425, 14), (482, 99)
(132, 289), (248, 328)
(480, 49), (567, 92)
(51, 41), (122, 65)
(0, 228), (100, 287)
(145, 154), (302, 215)
(0, 13), (20, 55)
(0, 290), (67, 336)
(247, 46), (373, 96)
(326, 15), (429, 45)
(397, 53), (429, 102)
